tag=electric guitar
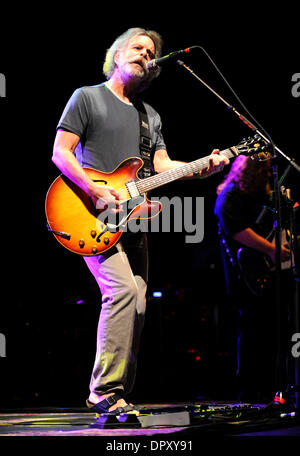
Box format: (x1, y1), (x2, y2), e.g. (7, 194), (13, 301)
(45, 135), (268, 256)
(237, 229), (294, 296)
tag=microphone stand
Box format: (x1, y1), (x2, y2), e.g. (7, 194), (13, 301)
(176, 59), (300, 174)
(177, 56), (300, 410)
(281, 185), (300, 411)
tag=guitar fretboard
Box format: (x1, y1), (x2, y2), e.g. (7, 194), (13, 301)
(136, 147), (237, 194)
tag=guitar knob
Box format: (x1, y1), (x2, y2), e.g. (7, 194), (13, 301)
(91, 246), (98, 254)
(90, 230), (97, 238)
(79, 239), (85, 248)
(104, 237), (109, 245)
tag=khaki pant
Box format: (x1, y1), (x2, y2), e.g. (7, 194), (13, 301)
(84, 232), (148, 399)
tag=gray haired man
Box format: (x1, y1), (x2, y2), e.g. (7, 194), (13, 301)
(52, 27), (229, 414)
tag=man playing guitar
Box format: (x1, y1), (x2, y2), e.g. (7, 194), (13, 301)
(51, 27), (229, 415)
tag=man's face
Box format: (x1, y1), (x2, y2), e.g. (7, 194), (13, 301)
(114, 35), (156, 83)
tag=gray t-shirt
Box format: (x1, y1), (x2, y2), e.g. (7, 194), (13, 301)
(57, 83), (166, 173)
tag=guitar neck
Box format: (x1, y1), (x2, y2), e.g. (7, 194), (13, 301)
(136, 147), (238, 194)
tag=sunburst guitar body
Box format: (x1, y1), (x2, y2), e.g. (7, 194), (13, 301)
(45, 157), (161, 256)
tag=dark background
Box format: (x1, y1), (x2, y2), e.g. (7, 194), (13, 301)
(0, 5), (299, 407)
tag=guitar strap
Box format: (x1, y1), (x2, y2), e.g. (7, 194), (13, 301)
(134, 99), (153, 179)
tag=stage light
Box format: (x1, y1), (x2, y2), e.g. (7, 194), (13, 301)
(152, 291), (162, 298)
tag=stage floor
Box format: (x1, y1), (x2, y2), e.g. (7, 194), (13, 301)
(0, 401), (300, 438)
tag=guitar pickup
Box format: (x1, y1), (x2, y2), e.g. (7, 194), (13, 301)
(125, 180), (140, 198)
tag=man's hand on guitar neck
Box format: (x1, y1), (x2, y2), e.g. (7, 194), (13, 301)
(153, 148), (229, 177)
(199, 149), (230, 178)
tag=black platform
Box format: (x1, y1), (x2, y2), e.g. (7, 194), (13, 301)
(1, 400), (299, 439)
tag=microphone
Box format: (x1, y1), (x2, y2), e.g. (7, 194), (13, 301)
(146, 47), (195, 69)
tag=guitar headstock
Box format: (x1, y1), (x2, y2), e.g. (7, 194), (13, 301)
(236, 134), (271, 161)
